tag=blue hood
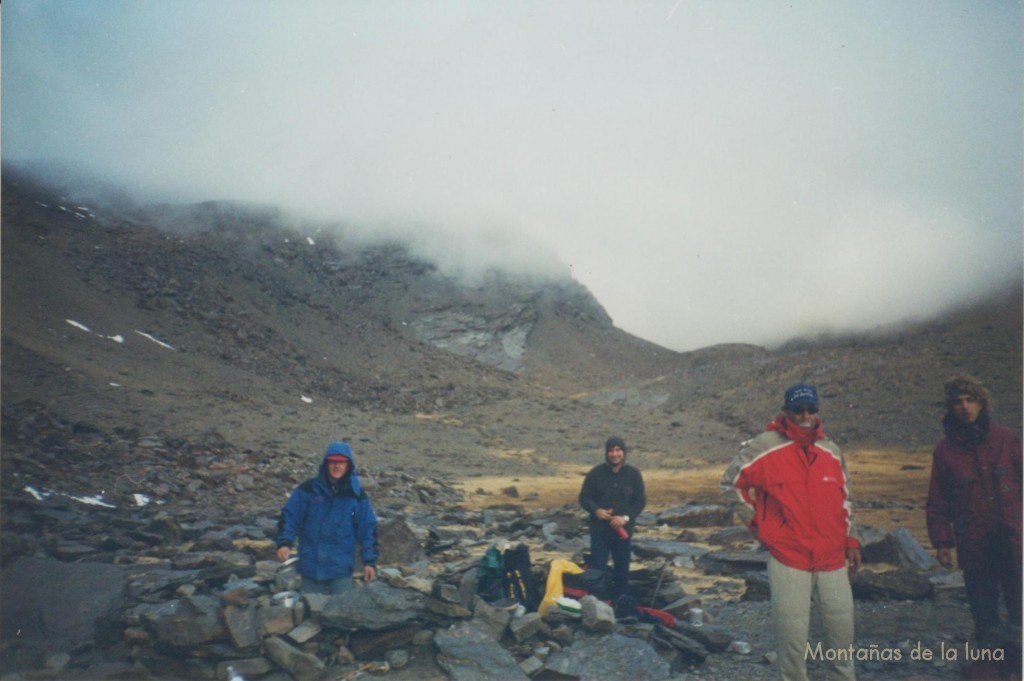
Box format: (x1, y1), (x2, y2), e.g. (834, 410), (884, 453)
(319, 441), (363, 496)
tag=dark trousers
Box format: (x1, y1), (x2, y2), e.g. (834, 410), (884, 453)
(588, 528), (632, 599)
(300, 574), (352, 596)
(962, 526), (1022, 641)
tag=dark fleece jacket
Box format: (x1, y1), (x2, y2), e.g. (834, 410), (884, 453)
(578, 443), (646, 535)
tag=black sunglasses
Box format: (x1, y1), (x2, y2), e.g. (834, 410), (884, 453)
(788, 405), (819, 415)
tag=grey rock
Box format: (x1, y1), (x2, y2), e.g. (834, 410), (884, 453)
(631, 540), (710, 561)
(217, 657), (274, 679)
(673, 622), (734, 652)
(220, 577), (263, 598)
(509, 612), (544, 642)
(321, 581), (426, 630)
(888, 527), (939, 569)
(385, 648), (410, 669)
(433, 581), (463, 603)
(653, 626), (709, 664)
(143, 595), (226, 646)
(657, 504), (735, 528)
(303, 593), (329, 622)
(126, 566), (202, 601)
(472, 597), (514, 639)
(519, 655), (544, 675)
(287, 620), (322, 644)
(263, 636), (326, 681)
(696, 549), (769, 575)
(458, 567), (480, 609)
(929, 569), (966, 600)
(860, 525), (937, 569)
(543, 632), (671, 681)
(224, 603), (261, 649)
(348, 626), (422, 658)
(579, 596), (615, 633)
(258, 604), (297, 636)
(275, 565), (302, 592)
(410, 308), (534, 373)
(706, 525), (756, 546)
(54, 540), (100, 561)
(378, 517), (426, 566)
(0, 557), (126, 655)
(540, 522), (560, 542)
(659, 595), (703, 619)
(43, 652), (71, 672)
(852, 568), (934, 600)
(741, 571), (771, 601)
(435, 621), (531, 681)
(426, 596), (473, 618)
(855, 524), (890, 559)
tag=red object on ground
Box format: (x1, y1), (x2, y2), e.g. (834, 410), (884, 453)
(636, 605), (677, 627)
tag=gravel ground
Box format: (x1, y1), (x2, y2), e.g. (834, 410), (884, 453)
(672, 596), (1004, 681)
(342, 595), (996, 681)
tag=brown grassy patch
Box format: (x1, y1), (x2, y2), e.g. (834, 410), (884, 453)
(456, 448), (937, 546)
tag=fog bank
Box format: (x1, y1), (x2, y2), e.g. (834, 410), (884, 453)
(4, 1), (1021, 350)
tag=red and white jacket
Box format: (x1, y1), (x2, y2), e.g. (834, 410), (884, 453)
(721, 416), (860, 572)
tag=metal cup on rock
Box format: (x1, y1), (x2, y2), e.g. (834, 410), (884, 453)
(276, 556), (302, 592)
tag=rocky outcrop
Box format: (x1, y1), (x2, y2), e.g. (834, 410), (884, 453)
(1, 557), (127, 654)
(0, 478), (969, 680)
(410, 305), (535, 373)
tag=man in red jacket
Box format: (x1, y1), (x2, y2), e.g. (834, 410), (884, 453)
(926, 375), (1022, 645)
(722, 384), (860, 681)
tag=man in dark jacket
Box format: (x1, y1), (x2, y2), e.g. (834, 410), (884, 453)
(276, 441), (379, 595)
(578, 436), (646, 600)
(926, 375), (1022, 643)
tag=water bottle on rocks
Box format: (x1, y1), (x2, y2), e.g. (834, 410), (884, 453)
(226, 665), (245, 681)
(728, 640), (753, 654)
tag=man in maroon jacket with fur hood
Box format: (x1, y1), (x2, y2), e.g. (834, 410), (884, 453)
(926, 375), (1022, 645)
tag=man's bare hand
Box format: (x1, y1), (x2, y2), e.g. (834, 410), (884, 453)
(846, 547), (862, 576)
(277, 546), (292, 562)
(595, 508), (613, 521)
(936, 548), (954, 569)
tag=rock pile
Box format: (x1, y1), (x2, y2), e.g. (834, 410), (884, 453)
(0, 467), (964, 681)
(0, 399), (971, 680)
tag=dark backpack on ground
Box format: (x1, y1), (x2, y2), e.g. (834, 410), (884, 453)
(502, 543), (541, 612)
(562, 568), (612, 601)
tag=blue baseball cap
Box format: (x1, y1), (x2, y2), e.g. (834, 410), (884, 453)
(784, 384), (820, 410)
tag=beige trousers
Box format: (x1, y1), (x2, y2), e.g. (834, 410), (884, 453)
(768, 555), (856, 681)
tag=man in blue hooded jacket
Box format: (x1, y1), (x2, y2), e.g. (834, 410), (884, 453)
(276, 441), (379, 595)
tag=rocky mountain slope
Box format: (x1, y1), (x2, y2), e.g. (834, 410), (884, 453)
(2, 165), (1021, 515)
(1, 164), (1021, 681)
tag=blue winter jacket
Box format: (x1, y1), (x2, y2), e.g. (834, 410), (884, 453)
(276, 442), (379, 581)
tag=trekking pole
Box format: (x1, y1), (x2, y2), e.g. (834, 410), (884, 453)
(649, 561), (667, 608)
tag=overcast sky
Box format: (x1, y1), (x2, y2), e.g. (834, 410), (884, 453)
(4, 1), (1021, 351)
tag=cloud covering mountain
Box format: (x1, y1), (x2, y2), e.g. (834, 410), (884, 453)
(3, 1), (1021, 350)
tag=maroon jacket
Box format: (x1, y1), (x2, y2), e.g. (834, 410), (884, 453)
(926, 413), (1022, 563)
